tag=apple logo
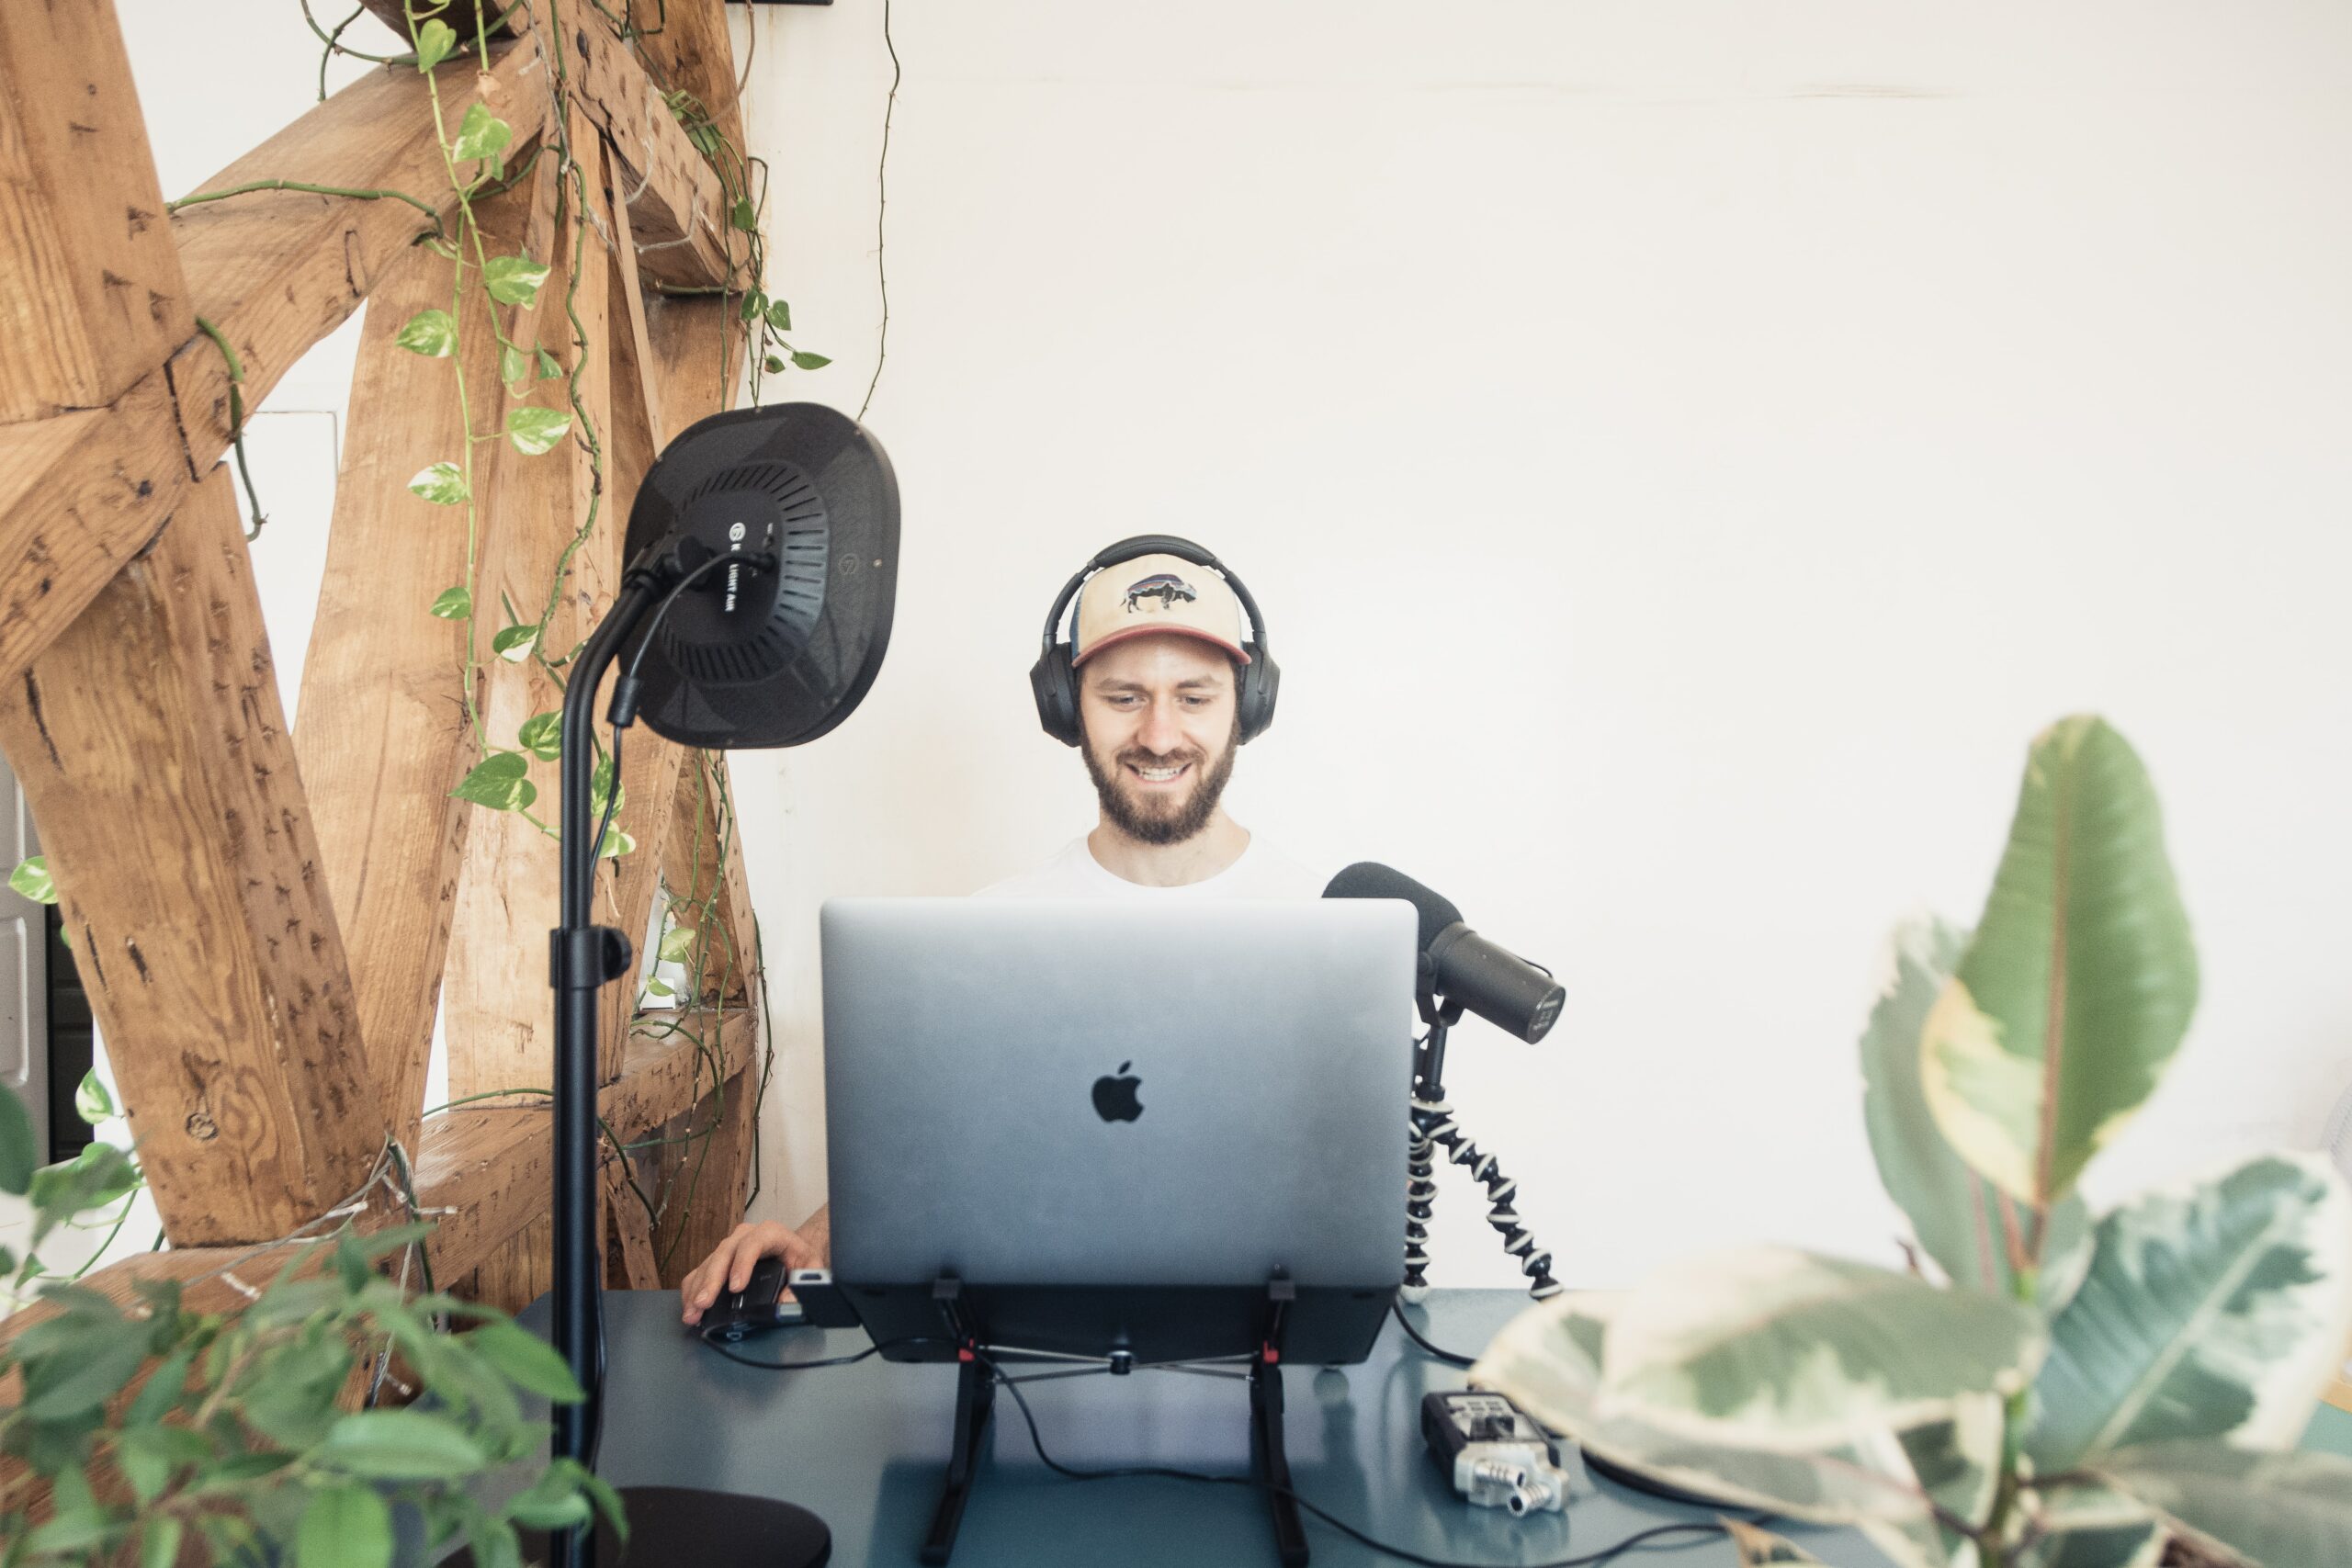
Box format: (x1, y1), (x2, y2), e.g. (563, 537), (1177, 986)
(1091, 1061), (1144, 1123)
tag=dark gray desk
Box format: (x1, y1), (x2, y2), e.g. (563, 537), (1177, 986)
(552, 1289), (1891, 1568)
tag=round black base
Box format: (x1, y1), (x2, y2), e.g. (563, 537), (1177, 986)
(460, 1486), (830, 1568)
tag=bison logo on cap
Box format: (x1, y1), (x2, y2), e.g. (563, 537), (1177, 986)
(1123, 573), (1197, 613)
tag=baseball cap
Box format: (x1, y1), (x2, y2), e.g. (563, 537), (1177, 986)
(1071, 552), (1252, 666)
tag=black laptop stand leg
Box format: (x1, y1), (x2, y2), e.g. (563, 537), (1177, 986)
(921, 1353), (996, 1566)
(1250, 1355), (1309, 1567)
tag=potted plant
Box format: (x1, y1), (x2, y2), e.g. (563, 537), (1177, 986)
(0, 1088), (619, 1567)
(1472, 716), (2352, 1567)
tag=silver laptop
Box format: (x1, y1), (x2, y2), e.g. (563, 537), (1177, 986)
(822, 898), (1416, 1312)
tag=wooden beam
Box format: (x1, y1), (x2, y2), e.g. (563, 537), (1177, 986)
(0, 0), (189, 423)
(167, 37), (551, 473)
(407, 1005), (755, 1287)
(0, 1005), (754, 1343)
(294, 230), (526, 1163)
(628, 0), (745, 166)
(0, 468), (385, 1245)
(603, 1156), (662, 1290)
(0, 378), (189, 689)
(547, 9), (737, 290)
(441, 120), (627, 1102)
(648, 1066), (758, 1289)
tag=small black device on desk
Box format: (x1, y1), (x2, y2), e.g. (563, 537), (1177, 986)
(696, 1255), (807, 1341)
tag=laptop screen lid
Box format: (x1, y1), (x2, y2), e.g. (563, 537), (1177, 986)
(821, 897), (1416, 1296)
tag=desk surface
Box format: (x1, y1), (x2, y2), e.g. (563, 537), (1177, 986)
(556, 1288), (1894, 1568)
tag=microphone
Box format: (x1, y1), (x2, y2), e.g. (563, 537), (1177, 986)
(1324, 863), (1564, 1043)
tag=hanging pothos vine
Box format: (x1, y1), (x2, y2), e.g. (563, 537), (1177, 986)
(5, 0), (807, 1294)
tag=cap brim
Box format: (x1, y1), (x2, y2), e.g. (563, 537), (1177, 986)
(1072, 626), (1251, 666)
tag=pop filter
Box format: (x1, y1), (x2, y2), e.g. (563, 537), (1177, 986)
(618, 402), (899, 749)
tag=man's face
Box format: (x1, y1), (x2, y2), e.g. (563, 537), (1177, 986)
(1076, 635), (1242, 846)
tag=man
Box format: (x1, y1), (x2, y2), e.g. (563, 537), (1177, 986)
(681, 546), (1319, 1325)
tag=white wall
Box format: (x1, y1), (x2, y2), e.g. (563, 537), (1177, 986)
(735, 0), (2352, 1288)
(28, 3), (2346, 1294)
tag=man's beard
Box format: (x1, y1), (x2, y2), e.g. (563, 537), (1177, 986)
(1081, 716), (1240, 847)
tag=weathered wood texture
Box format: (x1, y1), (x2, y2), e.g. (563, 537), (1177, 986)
(293, 233), (518, 1162)
(0, 468), (385, 1244)
(168, 37), (550, 472)
(646, 1066), (760, 1290)
(630, 0), (747, 162)
(441, 126), (628, 1100)
(604, 1156), (662, 1290)
(0, 0), (188, 422)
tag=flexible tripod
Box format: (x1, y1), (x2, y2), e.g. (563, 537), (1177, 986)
(1402, 986), (1561, 1303)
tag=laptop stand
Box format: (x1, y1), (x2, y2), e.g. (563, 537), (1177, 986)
(920, 1275), (1308, 1567)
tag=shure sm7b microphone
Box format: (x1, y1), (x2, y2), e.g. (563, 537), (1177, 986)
(1323, 863), (1564, 1043)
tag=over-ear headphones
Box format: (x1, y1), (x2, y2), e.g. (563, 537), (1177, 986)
(1028, 535), (1281, 748)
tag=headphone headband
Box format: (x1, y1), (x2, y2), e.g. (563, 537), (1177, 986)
(1029, 535), (1281, 747)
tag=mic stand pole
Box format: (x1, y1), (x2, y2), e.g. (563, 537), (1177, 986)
(549, 574), (659, 1568)
(1403, 973), (1562, 1304)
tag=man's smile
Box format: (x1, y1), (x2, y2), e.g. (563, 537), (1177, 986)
(1127, 761), (1192, 786)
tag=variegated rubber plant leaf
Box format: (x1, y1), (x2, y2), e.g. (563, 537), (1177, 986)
(1920, 716), (2198, 1214)
(2096, 1441), (2352, 1568)
(2027, 1152), (2352, 1471)
(1597, 1246), (2044, 1450)
(1860, 916), (2091, 1312)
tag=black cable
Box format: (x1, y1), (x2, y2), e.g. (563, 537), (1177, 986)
(1390, 1301), (1476, 1369)
(973, 1350), (1736, 1568)
(699, 1331), (950, 1371)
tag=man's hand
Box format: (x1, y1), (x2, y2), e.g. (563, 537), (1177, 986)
(680, 1221), (820, 1326)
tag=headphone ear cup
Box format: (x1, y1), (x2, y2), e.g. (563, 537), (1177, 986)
(1237, 649), (1279, 743)
(1029, 650), (1083, 747)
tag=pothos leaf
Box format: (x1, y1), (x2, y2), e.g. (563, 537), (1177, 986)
(504, 405), (571, 456)
(658, 924), (696, 964)
(409, 462), (468, 505)
(414, 18), (458, 73)
(789, 351), (831, 371)
(516, 712), (563, 761)
(10, 856), (56, 904)
(452, 751), (537, 812)
(430, 585), (473, 620)
(74, 1070), (112, 1126)
(451, 103), (514, 165)
(597, 826), (634, 860)
(536, 348), (563, 380)
(765, 298), (792, 333)
(763, 355), (786, 375)
(500, 344), (528, 387)
(491, 625), (538, 663)
(481, 254), (549, 307)
(729, 197), (757, 232)
(396, 309), (458, 358)
(589, 753), (620, 818)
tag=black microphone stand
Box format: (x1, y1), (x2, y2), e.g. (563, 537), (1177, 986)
(545, 548), (831, 1568)
(1404, 962), (1562, 1303)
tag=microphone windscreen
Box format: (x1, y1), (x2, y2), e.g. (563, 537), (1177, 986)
(1323, 862), (1462, 953)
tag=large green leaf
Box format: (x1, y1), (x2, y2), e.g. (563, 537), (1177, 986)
(1470, 1292), (1982, 1567)
(2014, 1483), (2166, 1568)
(1600, 1247), (2044, 1450)
(2098, 1442), (2352, 1568)
(2027, 1152), (2352, 1471)
(1860, 917), (2091, 1307)
(1921, 716), (2198, 1209)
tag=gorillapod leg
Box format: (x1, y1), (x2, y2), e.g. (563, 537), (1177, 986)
(1402, 1012), (1561, 1303)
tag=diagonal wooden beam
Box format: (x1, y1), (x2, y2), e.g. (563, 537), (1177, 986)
(167, 36), (552, 473)
(294, 222), (526, 1164)
(442, 118), (627, 1100)
(629, 0), (745, 164)
(0, 0), (189, 423)
(0, 467), (386, 1246)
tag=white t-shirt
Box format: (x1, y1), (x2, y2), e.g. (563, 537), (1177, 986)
(977, 833), (1329, 900)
